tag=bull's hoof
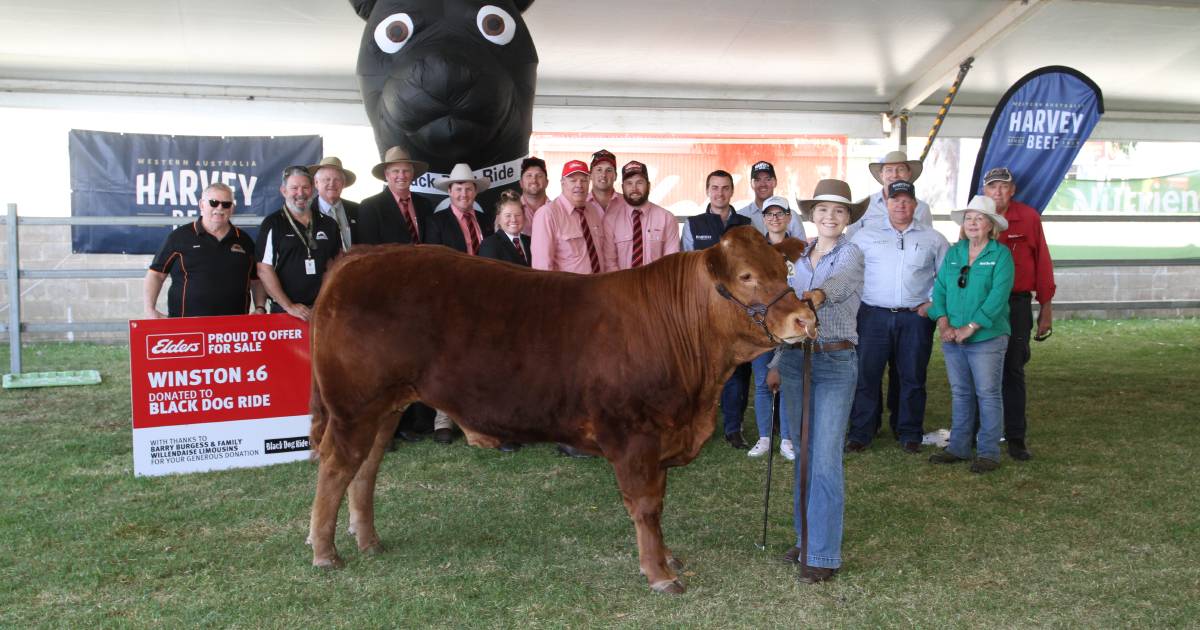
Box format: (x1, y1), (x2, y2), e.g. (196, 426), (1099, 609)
(667, 556), (685, 572)
(650, 578), (686, 594)
(312, 555), (345, 569)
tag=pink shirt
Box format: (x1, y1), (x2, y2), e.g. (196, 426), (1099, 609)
(520, 195), (547, 237)
(602, 199), (680, 270)
(530, 194), (608, 273)
(451, 206), (482, 255)
(587, 191), (620, 216)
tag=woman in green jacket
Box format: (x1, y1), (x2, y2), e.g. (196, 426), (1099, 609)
(927, 195), (1015, 473)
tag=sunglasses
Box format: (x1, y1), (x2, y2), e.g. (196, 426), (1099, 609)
(205, 199), (234, 209)
(764, 211), (790, 219)
(957, 265), (970, 288)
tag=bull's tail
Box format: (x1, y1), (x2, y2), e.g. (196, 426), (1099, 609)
(309, 374), (329, 459)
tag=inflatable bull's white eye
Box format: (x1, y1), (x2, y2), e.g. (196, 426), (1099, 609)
(476, 5), (516, 45)
(374, 13), (415, 53)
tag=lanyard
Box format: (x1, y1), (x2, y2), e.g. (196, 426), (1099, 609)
(282, 207), (316, 255)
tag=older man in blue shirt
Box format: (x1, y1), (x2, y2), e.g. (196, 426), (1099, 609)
(847, 181), (949, 453)
(847, 151), (933, 237)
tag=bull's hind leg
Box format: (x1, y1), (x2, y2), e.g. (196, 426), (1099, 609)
(309, 414), (378, 569)
(610, 440), (682, 594)
(347, 410), (402, 555)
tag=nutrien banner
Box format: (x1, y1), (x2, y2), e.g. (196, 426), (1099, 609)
(128, 314), (312, 477)
(969, 66), (1104, 213)
(69, 130), (322, 254)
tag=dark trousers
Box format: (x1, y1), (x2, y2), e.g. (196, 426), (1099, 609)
(1002, 293), (1034, 441)
(720, 362), (752, 436)
(848, 306), (935, 445)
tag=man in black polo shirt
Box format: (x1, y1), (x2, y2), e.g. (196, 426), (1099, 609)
(256, 166), (342, 321)
(144, 182), (263, 318)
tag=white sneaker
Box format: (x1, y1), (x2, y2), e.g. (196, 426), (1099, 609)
(780, 439), (796, 461)
(747, 437), (771, 457)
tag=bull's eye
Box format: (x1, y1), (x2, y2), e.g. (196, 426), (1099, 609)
(739, 272), (753, 283)
(374, 13), (414, 53)
(476, 5), (516, 45)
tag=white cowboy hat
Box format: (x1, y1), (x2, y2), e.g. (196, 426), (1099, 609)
(795, 179), (869, 223)
(951, 195), (1009, 232)
(307, 156), (357, 187)
(868, 150), (923, 185)
(433, 163), (491, 193)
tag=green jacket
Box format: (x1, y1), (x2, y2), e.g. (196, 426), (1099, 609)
(927, 238), (1014, 343)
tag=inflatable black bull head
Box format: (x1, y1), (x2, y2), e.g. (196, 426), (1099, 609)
(350, 0), (537, 210)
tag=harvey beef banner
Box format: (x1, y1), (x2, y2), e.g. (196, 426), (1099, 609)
(129, 314), (312, 477)
(69, 130), (322, 254)
(969, 66), (1104, 213)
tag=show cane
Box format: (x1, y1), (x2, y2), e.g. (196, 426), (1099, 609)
(757, 390), (781, 551)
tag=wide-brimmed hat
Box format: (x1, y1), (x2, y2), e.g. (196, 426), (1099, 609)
(868, 150), (923, 185)
(307, 156), (356, 187)
(433, 163), (491, 193)
(796, 179), (869, 223)
(371, 146), (429, 181)
(951, 195), (1009, 232)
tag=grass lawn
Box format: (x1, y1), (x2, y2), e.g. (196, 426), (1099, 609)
(1049, 244), (1200, 260)
(1, 319), (1198, 628)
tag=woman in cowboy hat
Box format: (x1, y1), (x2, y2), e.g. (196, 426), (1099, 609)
(927, 195), (1015, 473)
(767, 179), (866, 584)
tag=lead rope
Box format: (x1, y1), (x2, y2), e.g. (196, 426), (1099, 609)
(799, 338), (814, 572)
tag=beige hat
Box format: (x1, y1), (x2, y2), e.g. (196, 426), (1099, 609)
(796, 179), (869, 224)
(868, 150), (923, 185)
(951, 195), (1009, 232)
(433, 163), (491, 193)
(307, 156), (357, 187)
(371, 146), (430, 181)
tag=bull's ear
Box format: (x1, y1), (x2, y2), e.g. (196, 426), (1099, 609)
(702, 244), (725, 281)
(349, 0), (375, 20)
(513, 0), (534, 12)
(773, 238), (806, 263)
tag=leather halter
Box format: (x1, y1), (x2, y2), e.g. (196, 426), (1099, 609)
(714, 284), (817, 346)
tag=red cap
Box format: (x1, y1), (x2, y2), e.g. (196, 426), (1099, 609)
(561, 160), (590, 177)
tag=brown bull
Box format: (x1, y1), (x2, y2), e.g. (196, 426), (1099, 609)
(307, 226), (821, 593)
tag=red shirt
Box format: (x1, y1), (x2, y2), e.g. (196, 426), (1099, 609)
(998, 199), (1055, 303)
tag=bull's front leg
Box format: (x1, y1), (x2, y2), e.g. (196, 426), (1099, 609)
(610, 440), (683, 594)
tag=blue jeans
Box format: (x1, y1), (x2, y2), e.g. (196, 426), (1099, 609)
(942, 335), (1008, 461)
(719, 362), (751, 436)
(779, 346), (857, 569)
(848, 306), (934, 445)
(751, 350), (790, 440)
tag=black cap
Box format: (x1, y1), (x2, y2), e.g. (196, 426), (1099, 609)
(750, 161), (776, 179)
(887, 180), (916, 199)
(621, 160), (649, 181)
(983, 166), (1013, 185)
(520, 156), (547, 176)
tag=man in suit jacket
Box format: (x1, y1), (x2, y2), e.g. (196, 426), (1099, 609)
(426, 163), (494, 255)
(357, 146), (433, 245)
(307, 157), (361, 251)
(479, 190), (532, 267)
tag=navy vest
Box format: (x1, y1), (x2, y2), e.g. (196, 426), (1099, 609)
(688, 209), (752, 250)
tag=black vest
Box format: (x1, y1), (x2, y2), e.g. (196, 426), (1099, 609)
(687, 208), (751, 250)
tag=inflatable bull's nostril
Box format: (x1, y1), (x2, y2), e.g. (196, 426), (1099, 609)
(350, 0), (538, 221)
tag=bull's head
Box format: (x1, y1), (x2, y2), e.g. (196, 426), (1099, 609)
(350, 0), (538, 169)
(704, 227), (822, 346)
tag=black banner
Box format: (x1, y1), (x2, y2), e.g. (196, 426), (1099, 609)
(69, 130), (322, 254)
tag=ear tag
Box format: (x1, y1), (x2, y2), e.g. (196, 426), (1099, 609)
(786, 260), (796, 279)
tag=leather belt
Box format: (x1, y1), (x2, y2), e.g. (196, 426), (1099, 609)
(811, 340), (855, 353)
(865, 303), (920, 313)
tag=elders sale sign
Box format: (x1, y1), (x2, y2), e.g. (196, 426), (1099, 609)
(129, 314), (312, 476)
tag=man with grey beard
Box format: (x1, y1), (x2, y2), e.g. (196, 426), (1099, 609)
(256, 165), (343, 321)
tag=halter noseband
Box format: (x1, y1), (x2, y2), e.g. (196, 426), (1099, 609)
(715, 284), (818, 346)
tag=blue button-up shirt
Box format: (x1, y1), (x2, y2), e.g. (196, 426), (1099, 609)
(737, 199), (807, 240)
(787, 236), (864, 345)
(850, 220), (949, 309)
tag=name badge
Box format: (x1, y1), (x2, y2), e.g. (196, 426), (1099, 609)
(305, 259), (317, 275)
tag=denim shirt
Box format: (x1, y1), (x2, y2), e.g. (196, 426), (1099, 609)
(928, 238), (1015, 343)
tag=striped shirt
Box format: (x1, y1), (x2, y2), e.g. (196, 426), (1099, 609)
(787, 236), (864, 344)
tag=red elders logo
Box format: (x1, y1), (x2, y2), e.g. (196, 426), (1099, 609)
(146, 333), (205, 360)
